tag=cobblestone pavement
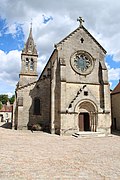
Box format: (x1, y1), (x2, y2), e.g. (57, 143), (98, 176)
(0, 126), (120, 180)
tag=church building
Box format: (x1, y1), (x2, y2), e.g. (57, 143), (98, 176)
(13, 17), (111, 135)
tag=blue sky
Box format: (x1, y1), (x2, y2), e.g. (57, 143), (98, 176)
(0, 18), (24, 52)
(0, 0), (120, 96)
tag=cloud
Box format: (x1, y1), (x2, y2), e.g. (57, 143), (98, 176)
(0, 50), (21, 85)
(1, 0), (120, 61)
(5, 24), (17, 35)
(105, 62), (120, 89)
(108, 68), (120, 81)
(4, 23), (23, 38)
(0, 0), (120, 93)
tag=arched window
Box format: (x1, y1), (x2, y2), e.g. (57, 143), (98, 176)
(30, 58), (34, 70)
(26, 58), (29, 70)
(34, 98), (40, 115)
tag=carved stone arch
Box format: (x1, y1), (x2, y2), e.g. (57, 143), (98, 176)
(75, 99), (98, 113)
(75, 99), (98, 132)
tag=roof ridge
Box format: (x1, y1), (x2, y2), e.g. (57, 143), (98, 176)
(17, 81), (37, 90)
(56, 26), (80, 46)
(56, 25), (106, 54)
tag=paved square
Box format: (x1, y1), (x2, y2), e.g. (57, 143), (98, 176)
(0, 127), (120, 180)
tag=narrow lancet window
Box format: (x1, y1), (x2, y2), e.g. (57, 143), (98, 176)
(34, 98), (40, 115)
(26, 58), (29, 70)
(30, 58), (34, 70)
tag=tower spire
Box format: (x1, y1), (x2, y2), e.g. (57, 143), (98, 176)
(19, 23), (38, 87)
(22, 22), (37, 55)
(30, 18), (32, 29)
(30, 18), (32, 36)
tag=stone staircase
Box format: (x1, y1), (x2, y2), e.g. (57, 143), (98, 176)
(72, 131), (106, 138)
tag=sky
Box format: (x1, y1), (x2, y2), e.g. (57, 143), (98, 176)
(0, 0), (120, 97)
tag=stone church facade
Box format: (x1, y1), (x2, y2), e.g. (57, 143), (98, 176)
(13, 18), (111, 135)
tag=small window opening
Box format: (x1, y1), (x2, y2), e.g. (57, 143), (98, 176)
(84, 91), (88, 96)
(26, 58), (29, 70)
(34, 98), (40, 115)
(30, 58), (34, 70)
(80, 38), (84, 43)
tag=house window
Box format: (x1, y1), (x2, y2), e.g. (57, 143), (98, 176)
(34, 98), (40, 115)
(30, 58), (34, 70)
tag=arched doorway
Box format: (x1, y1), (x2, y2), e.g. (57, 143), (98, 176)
(76, 100), (97, 132)
(78, 112), (90, 131)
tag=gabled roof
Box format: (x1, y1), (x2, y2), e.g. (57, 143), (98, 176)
(111, 81), (120, 95)
(0, 104), (12, 112)
(56, 25), (106, 54)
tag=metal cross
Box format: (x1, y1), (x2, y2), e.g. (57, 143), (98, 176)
(77, 17), (84, 27)
(30, 18), (33, 28)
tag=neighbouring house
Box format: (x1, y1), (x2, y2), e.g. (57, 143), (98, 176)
(13, 17), (111, 135)
(111, 81), (120, 131)
(0, 101), (13, 123)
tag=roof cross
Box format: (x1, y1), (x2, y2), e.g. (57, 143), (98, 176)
(77, 17), (84, 27)
(30, 18), (33, 29)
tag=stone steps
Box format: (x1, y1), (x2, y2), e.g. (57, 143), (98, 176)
(72, 131), (106, 138)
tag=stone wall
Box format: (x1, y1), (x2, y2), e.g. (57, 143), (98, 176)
(14, 25), (111, 135)
(52, 26), (111, 135)
(111, 93), (120, 130)
(14, 83), (35, 130)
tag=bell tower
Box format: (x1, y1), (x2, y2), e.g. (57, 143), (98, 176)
(19, 24), (38, 87)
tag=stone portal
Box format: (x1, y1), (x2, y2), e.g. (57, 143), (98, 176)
(79, 112), (90, 131)
(77, 100), (97, 132)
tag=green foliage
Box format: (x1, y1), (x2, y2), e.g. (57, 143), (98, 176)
(0, 94), (9, 105)
(9, 95), (15, 104)
(0, 94), (15, 105)
(0, 101), (2, 110)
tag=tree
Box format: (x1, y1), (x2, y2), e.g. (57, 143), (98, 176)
(9, 95), (15, 104)
(0, 101), (2, 110)
(0, 94), (15, 105)
(0, 95), (9, 105)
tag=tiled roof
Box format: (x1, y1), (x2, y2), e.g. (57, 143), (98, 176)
(0, 104), (13, 112)
(111, 81), (120, 95)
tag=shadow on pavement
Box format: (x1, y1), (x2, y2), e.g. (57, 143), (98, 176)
(0, 122), (12, 129)
(112, 130), (120, 136)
